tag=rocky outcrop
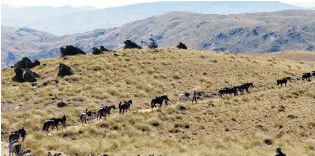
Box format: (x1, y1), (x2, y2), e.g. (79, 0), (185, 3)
(123, 40), (142, 49)
(60, 45), (86, 57)
(14, 57), (40, 69)
(12, 67), (40, 82)
(92, 47), (103, 55)
(58, 63), (73, 77)
(177, 42), (188, 49)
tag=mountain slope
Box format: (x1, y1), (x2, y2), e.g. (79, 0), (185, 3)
(2, 10), (315, 68)
(1, 49), (315, 155)
(1, 26), (57, 67)
(2, 1), (303, 35)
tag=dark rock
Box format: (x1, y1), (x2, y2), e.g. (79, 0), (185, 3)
(57, 102), (68, 107)
(12, 67), (24, 82)
(60, 45), (86, 57)
(123, 40), (142, 49)
(12, 67), (40, 83)
(176, 42), (188, 49)
(58, 63), (73, 77)
(92, 47), (103, 55)
(14, 57), (40, 69)
(22, 69), (37, 82)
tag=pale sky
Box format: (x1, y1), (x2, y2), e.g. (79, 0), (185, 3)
(2, 0), (315, 8)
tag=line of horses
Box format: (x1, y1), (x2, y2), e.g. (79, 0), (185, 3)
(277, 71), (315, 86)
(219, 83), (254, 97)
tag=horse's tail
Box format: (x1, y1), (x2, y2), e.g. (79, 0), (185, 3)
(80, 114), (83, 123)
(42, 122), (47, 132)
(151, 100), (155, 108)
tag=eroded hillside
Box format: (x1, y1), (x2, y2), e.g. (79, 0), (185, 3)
(1, 49), (315, 155)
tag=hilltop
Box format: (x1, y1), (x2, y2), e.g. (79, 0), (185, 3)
(2, 10), (315, 68)
(1, 49), (315, 155)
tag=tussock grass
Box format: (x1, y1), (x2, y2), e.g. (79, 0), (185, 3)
(2, 49), (315, 155)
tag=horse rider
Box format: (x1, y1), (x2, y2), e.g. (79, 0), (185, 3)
(192, 91), (197, 104)
(100, 104), (105, 109)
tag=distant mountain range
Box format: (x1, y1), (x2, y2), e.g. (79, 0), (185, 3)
(1, 1), (306, 35)
(2, 10), (315, 68)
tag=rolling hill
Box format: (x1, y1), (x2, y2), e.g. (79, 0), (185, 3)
(2, 10), (315, 68)
(1, 49), (315, 155)
(1, 1), (303, 35)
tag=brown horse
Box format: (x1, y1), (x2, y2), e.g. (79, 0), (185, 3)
(97, 105), (116, 119)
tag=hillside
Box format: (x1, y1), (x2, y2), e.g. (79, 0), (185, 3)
(263, 51), (315, 62)
(1, 49), (315, 155)
(2, 10), (315, 68)
(1, 2), (302, 35)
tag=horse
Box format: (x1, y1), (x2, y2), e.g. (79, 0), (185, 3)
(9, 128), (27, 143)
(239, 82), (254, 93)
(119, 100), (132, 115)
(80, 108), (92, 124)
(42, 115), (66, 132)
(302, 72), (311, 80)
(277, 78), (289, 86)
(312, 71), (315, 76)
(219, 88), (228, 97)
(151, 95), (169, 108)
(97, 105), (116, 119)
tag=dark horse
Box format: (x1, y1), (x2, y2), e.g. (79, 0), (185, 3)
(42, 115), (66, 132)
(119, 100), (132, 115)
(151, 95), (169, 108)
(9, 128), (27, 142)
(219, 87), (238, 96)
(302, 72), (312, 80)
(277, 77), (290, 86)
(97, 105), (116, 119)
(238, 83), (254, 94)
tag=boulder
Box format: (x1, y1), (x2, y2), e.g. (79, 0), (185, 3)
(12, 67), (40, 83)
(22, 69), (38, 82)
(92, 47), (103, 55)
(58, 63), (73, 77)
(12, 67), (24, 82)
(14, 57), (40, 69)
(57, 102), (68, 108)
(60, 45), (86, 57)
(123, 40), (142, 49)
(176, 42), (188, 49)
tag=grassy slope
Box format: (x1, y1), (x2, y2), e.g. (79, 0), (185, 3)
(1, 49), (315, 155)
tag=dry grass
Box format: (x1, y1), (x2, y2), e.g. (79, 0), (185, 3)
(1, 48), (315, 155)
